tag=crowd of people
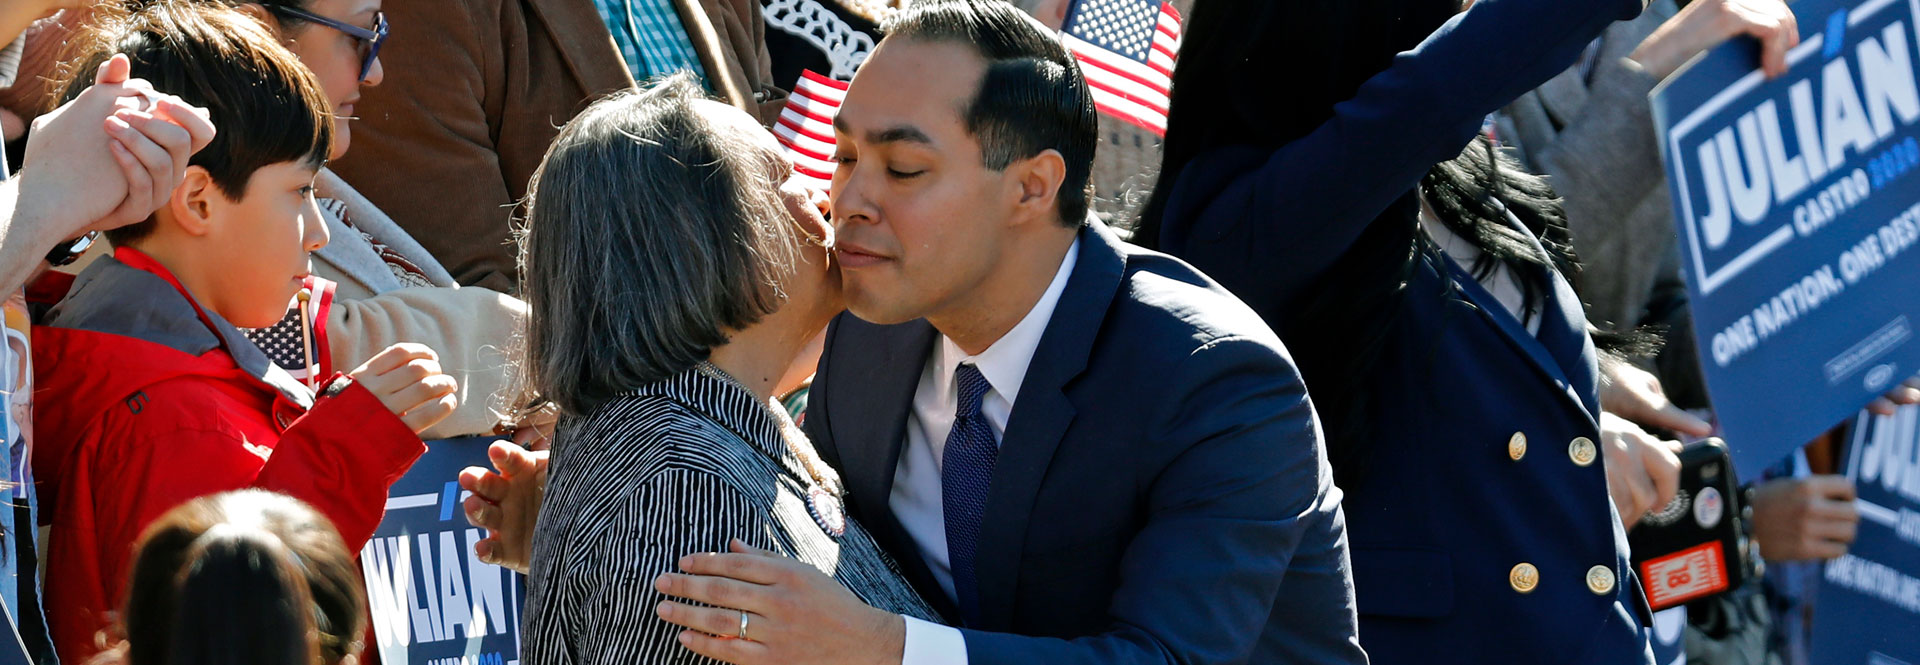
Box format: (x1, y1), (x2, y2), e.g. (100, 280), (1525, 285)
(0, 0), (1911, 663)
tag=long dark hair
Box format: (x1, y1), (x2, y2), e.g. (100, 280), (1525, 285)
(95, 490), (367, 665)
(1135, 0), (1579, 487)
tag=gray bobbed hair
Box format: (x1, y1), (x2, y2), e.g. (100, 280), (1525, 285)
(514, 73), (799, 417)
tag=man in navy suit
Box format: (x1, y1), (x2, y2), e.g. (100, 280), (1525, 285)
(650, 1), (1365, 663)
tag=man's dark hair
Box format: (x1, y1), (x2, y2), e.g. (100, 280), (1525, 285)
(883, 0), (1097, 227)
(61, 0), (335, 247)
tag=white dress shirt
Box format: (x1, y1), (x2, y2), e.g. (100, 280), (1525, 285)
(895, 239), (1080, 665)
(1420, 201), (1543, 335)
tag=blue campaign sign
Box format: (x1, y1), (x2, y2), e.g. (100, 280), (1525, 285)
(1813, 405), (1920, 664)
(360, 437), (525, 665)
(1653, 0), (1920, 476)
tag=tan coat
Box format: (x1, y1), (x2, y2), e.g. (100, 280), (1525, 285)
(329, 0), (787, 293)
(312, 170), (528, 440)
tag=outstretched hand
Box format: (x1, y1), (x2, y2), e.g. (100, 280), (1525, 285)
(460, 442), (548, 573)
(1599, 360), (1714, 438)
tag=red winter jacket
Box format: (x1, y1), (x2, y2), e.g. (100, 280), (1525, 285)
(31, 247), (425, 663)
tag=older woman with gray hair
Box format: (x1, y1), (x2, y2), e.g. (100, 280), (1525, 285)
(516, 73), (939, 665)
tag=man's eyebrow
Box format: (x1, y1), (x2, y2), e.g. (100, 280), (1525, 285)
(871, 126), (934, 146)
(831, 116), (934, 146)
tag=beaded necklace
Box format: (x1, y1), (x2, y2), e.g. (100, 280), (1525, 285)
(695, 361), (848, 536)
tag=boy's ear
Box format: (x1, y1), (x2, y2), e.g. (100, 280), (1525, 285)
(1008, 148), (1067, 228)
(236, 3), (277, 34)
(165, 166), (219, 237)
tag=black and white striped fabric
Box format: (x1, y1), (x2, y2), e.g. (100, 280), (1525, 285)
(523, 366), (941, 665)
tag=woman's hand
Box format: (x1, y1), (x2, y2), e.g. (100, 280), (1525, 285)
(1867, 376), (1920, 416)
(512, 405), (559, 451)
(1599, 358), (1714, 438)
(1600, 412), (1685, 530)
(461, 442), (549, 573)
(1630, 0), (1799, 80)
(1750, 475), (1859, 561)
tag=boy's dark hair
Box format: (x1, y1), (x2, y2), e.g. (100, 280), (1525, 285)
(883, 0), (1097, 227)
(61, 0), (334, 247)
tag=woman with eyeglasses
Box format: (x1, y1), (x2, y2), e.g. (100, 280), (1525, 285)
(221, 0), (546, 441)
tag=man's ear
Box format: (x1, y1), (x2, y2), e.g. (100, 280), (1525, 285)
(1009, 148), (1067, 227)
(164, 166), (219, 237)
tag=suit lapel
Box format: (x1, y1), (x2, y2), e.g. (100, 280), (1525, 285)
(1438, 239), (1598, 427)
(524, 0), (635, 96)
(971, 223), (1126, 630)
(830, 318), (954, 616)
(1538, 266), (1602, 418)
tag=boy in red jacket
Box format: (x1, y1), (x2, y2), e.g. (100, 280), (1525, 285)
(29, 4), (458, 661)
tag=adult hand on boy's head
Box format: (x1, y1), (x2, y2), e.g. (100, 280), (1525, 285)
(18, 53), (214, 240)
(350, 343), (460, 435)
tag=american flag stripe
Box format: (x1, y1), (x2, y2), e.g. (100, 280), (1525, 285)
(1061, 0), (1182, 137)
(243, 276), (336, 382)
(774, 70), (850, 191)
(776, 112), (834, 145)
(774, 121), (835, 160)
(1068, 38), (1172, 106)
(311, 277), (334, 379)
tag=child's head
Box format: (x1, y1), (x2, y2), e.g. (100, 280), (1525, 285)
(62, 0), (335, 328)
(108, 490), (366, 665)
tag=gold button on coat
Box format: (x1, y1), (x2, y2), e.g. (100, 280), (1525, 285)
(1510, 563), (1540, 594)
(1508, 432), (1527, 460)
(1586, 565), (1616, 595)
(1569, 436), (1598, 466)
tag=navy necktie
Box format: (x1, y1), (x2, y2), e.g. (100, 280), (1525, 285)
(942, 363), (998, 626)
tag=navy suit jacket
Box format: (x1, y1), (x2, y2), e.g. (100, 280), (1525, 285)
(1154, 0), (1655, 662)
(805, 222), (1366, 664)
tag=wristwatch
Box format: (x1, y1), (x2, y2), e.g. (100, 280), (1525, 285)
(319, 374), (354, 400)
(45, 231), (98, 267)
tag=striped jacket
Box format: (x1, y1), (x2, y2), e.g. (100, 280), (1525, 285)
(524, 365), (939, 664)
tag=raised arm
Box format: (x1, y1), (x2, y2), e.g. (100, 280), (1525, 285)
(1157, 0), (1644, 314)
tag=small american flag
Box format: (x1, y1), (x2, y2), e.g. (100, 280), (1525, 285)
(773, 70), (850, 192)
(1060, 0), (1182, 137)
(244, 276), (334, 384)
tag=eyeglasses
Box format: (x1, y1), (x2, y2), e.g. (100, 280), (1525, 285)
(266, 5), (389, 82)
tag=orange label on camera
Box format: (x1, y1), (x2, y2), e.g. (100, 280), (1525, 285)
(1641, 541), (1729, 610)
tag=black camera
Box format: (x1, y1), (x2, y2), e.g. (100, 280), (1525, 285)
(1627, 438), (1751, 611)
